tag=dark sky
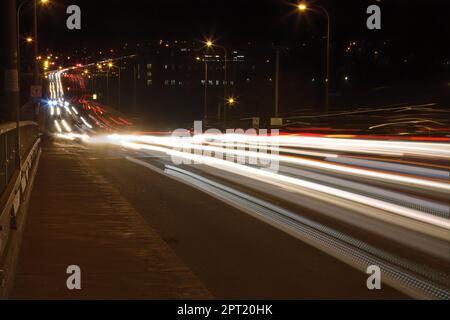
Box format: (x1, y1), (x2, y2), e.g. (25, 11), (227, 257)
(29, 0), (449, 53)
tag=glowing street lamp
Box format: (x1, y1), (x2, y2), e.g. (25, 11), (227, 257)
(298, 3), (307, 11)
(204, 38), (229, 123)
(298, 2), (331, 112)
(17, 0), (51, 84)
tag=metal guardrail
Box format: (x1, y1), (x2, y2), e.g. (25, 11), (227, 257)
(0, 121), (38, 195)
(0, 121), (40, 298)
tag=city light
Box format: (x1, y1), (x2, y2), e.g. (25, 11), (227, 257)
(26, 37), (33, 43)
(298, 3), (307, 11)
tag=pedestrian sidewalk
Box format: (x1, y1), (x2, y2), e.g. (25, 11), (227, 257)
(11, 140), (211, 299)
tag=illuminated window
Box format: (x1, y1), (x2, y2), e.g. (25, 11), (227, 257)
(146, 63), (152, 69)
(147, 79), (152, 86)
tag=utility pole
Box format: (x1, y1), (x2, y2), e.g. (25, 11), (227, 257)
(324, 9), (330, 113)
(133, 63), (137, 116)
(118, 62), (121, 112)
(106, 68), (109, 105)
(203, 62), (208, 122)
(1, 0), (21, 166)
(274, 47), (280, 117)
(222, 48), (227, 126)
(33, 0), (40, 85)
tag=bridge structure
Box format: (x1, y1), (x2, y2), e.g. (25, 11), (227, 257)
(0, 64), (447, 299)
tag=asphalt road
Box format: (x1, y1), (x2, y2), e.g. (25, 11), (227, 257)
(60, 139), (410, 299)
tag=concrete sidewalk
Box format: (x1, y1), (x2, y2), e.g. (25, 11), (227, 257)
(11, 141), (211, 299)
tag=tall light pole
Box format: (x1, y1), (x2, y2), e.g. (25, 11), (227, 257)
(196, 55), (209, 122)
(17, 0), (48, 85)
(106, 62), (113, 106)
(204, 61), (208, 122)
(298, 2), (331, 113)
(274, 47), (280, 116)
(205, 39), (228, 123)
(106, 61), (121, 110)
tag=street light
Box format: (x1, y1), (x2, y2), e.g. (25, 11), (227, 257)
(17, 0), (50, 83)
(15, 0), (49, 169)
(223, 96), (237, 127)
(298, 3), (307, 11)
(204, 38), (228, 124)
(196, 56), (209, 122)
(105, 61), (121, 110)
(298, 2), (331, 113)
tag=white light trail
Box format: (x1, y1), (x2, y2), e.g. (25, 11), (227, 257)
(80, 116), (93, 129)
(61, 119), (72, 132)
(54, 120), (62, 133)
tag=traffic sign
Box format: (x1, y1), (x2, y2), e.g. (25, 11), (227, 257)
(30, 85), (42, 98)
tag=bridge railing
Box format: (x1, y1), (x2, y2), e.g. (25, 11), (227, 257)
(0, 121), (41, 298)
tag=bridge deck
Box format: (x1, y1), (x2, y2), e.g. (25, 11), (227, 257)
(11, 139), (211, 299)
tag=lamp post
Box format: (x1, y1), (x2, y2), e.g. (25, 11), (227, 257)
(298, 2), (331, 113)
(196, 55), (209, 122)
(205, 40), (228, 123)
(16, 0), (49, 165)
(17, 0), (48, 85)
(204, 61), (208, 122)
(224, 96), (236, 126)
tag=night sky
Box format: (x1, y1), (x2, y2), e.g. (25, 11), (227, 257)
(28, 0), (449, 54)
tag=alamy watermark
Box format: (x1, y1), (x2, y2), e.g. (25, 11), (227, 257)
(170, 121), (280, 173)
(366, 265), (382, 290)
(66, 265), (82, 290)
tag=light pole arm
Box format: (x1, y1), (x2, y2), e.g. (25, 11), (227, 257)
(17, 0), (32, 50)
(314, 4), (331, 112)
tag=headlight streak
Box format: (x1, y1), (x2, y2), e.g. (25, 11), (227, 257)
(64, 106), (72, 115)
(80, 116), (93, 129)
(51, 130), (450, 242)
(119, 140), (450, 234)
(54, 120), (62, 133)
(61, 119), (72, 132)
(193, 134), (450, 159)
(114, 136), (450, 193)
(328, 156), (450, 180)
